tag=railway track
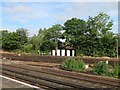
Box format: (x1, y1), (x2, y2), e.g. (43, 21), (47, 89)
(1, 63), (120, 89)
(2, 68), (73, 89)
(2, 71), (71, 90)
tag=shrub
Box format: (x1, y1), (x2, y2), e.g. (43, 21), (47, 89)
(23, 44), (33, 53)
(62, 57), (74, 70)
(93, 61), (109, 76)
(74, 60), (85, 71)
(62, 57), (85, 71)
(112, 63), (120, 78)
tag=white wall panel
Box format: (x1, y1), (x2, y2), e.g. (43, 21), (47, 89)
(67, 50), (70, 56)
(72, 50), (75, 56)
(52, 50), (55, 56)
(61, 50), (65, 56)
(57, 50), (60, 56)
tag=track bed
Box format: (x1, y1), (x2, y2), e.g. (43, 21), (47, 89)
(1, 63), (120, 89)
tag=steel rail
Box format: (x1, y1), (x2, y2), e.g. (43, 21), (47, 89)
(2, 63), (120, 87)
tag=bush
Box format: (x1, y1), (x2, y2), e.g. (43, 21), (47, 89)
(93, 61), (109, 76)
(62, 57), (85, 71)
(112, 63), (120, 78)
(23, 44), (33, 53)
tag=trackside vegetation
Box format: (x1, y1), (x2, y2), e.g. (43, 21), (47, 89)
(62, 58), (119, 78)
(62, 58), (85, 71)
(93, 61), (109, 76)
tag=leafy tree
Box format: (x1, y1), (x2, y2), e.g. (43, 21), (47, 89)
(1, 12), (117, 57)
(23, 44), (33, 53)
(30, 28), (47, 50)
(86, 12), (115, 56)
(46, 24), (63, 55)
(29, 35), (38, 51)
(2, 31), (21, 51)
(16, 28), (28, 45)
(63, 18), (86, 52)
(1, 29), (28, 51)
(29, 28), (51, 53)
(1, 30), (9, 36)
(100, 32), (116, 57)
(63, 13), (115, 57)
(37, 28), (47, 50)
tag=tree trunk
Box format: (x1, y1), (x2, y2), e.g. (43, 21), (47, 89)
(55, 39), (58, 56)
(55, 46), (58, 56)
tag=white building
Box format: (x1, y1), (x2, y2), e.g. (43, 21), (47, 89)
(51, 49), (75, 56)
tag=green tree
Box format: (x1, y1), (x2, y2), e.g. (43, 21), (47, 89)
(29, 35), (38, 51)
(100, 32), (116, 57)
(63, 13), (115, 57)
(63, 18), (87, 54)
(86, 12), (115, 56)
(23, 44), (33, 53)
(37, 28), (46, 51)
(2, 31), (21, 51)
(46, 24), (63, 55)
(16, 28), (28, 45)
(29, 28), (50, 53)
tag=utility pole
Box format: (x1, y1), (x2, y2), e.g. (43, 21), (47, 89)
(113, 35), (119, 59)
(116, 39), (118, 59)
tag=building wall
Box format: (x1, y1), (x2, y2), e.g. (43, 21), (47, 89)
(51, 49), (75, 56)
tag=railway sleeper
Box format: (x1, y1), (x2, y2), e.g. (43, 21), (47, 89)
(2, 64), (120, 87)
(2, 67), (89, 89)
(2, 66), (117, 88)
(2, 70), (74, 90)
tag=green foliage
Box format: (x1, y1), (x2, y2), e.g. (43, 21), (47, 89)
(93, 61), (109, 76)
(63, 18), (86, 50)
(2, 31), (21, 51)
(112, 63), (120, 78)
(1, 12), (117, 57)
(85, 12), (115, 57)
(115, 34), (120, 57)
(29, 28), (47, 51)
(62, 58), (119, 78)
(1, 29), (28, 51)
(16, 28), (28, 45)
(23, 44), (33, 53)
(62, 58), (85, 71)
(29, 27), (59, 53)
(100, 32), (116, 57)
(46, 24), (63, 55)
(63, 12), (115, 57)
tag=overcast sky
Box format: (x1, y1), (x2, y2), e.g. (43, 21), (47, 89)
(1, 0), (119, 36)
